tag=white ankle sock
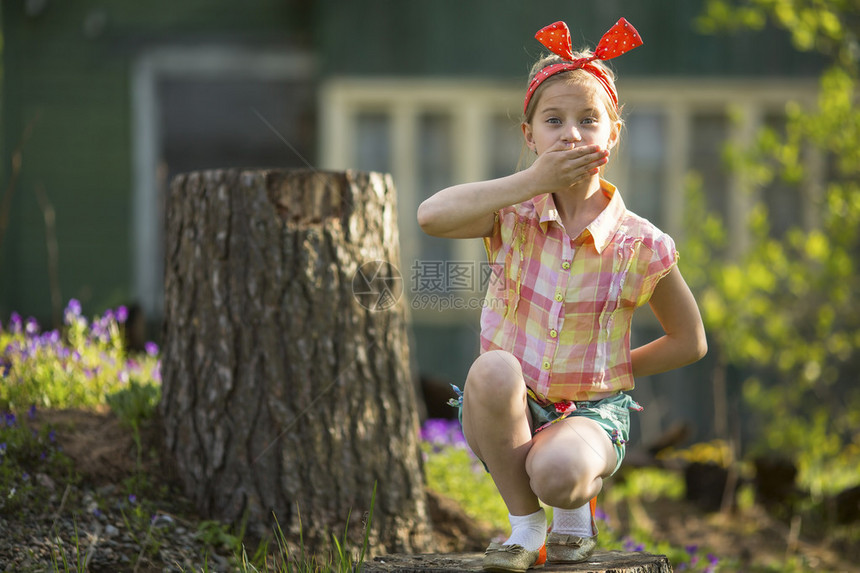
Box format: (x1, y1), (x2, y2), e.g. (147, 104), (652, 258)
(504, 507), (546, 551)
(552, 503), (594, 537)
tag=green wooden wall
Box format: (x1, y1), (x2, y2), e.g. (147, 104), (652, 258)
(1, 0), (823, 322)
(317, 0), (825, 78)
(0, 0), (311, 322)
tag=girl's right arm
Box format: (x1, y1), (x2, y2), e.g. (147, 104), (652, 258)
(417, 169), (535, 238)
(417, 142), (608, 239)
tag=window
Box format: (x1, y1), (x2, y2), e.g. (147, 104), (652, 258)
(320, 77), (816, 325)
(132, 48), (315, 318)
(624, 111), (666, 227)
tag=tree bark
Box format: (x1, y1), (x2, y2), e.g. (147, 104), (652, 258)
(160, 168), (431, 553)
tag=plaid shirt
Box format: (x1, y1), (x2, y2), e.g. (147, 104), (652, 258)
(481, 180), (678, 403)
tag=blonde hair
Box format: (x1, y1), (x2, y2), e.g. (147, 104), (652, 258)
(518, 50), (625, 170)
(523, 50), (623, 125)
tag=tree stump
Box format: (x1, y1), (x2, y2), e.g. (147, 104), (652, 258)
(160, 169), (431, 553)
(364, 551), (673, 572)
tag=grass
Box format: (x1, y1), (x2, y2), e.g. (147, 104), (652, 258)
(3, 300), (858, 572)
(422, 418), (860, 573)
(0, 300), (381, 572)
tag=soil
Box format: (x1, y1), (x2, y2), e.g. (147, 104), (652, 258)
(2, 408), (858, 572)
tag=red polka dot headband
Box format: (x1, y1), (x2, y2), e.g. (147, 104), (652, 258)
(524, 18), (643, 115)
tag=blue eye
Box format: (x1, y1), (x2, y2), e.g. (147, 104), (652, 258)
(547, 117), (561, 125)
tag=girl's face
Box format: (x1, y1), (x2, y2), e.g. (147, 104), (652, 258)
(522, 79), (620, 156)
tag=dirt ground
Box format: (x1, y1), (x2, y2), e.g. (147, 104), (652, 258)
(31, 409), (860, 572)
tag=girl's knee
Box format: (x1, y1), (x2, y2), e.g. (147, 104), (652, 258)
(527, 448), (601, 508)
(465, 350), (524, 398)
(530, 467), (599, 508)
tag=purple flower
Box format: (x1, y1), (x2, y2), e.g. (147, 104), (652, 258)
(634, 543), (645, 552)
(128, 494), (137, 504)
(420, 418), (466, 449)
(25, 317), (39, 336)
(48, 430), (56, 443)
(65, 299), (81, 317)
(28, 405), (37, 420)
(685, 544), (698, 555)
(623, 537), (636, 552)
(40, 330), (61, 347)
(116, 306), (128, 324)
(5, 413), (16, 427)
(594, 507), (609, 523)
(144, 342), (159, 357)
(10, 313), (22, 334)
(0, 443), (6, 453)
(91, 318), (109, 342)
(93, 508), (103, 518)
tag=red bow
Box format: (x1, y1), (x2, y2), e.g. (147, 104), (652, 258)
(535, 18), (643, 64)
(524, 18), (643, 115)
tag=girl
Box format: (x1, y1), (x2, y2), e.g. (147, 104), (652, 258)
(417, 18), (707, 572)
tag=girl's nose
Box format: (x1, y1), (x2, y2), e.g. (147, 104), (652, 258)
(561, 127), (581, 143)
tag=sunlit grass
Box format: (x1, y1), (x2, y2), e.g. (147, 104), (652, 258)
(3, 303), (856, 572)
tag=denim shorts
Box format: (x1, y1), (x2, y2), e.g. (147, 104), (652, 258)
(451, 385), (642, 477)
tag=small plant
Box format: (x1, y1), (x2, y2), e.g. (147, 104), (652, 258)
(120, 493), (165, 560)
(232, 482), (378, 573)
(197, 519), (243, 555)
(106, 379), (161, 432)
(0, 406), (73, 515)
(0, 300), (161, 411)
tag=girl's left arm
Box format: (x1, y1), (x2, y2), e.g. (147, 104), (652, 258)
(631, 266), (707, 378)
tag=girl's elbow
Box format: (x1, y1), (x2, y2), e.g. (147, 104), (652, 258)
(690, 331), (708, 363)
(416, 201), (437, 235)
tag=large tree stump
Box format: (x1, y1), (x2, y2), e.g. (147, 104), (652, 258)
(364, 551), (673, 572)
(160, 169), (431, 553)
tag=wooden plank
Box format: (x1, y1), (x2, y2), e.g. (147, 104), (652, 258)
(365, 550), (673, 572)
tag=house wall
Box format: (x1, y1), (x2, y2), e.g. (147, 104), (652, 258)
(0, 1), (826, 446)
(317, 0), (825, 78)
(0, 0), (311, 321)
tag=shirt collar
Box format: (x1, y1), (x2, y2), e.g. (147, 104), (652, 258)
(534, 179), (626, 254)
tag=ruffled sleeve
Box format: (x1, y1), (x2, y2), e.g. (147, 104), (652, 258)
(635, 232), (679, 307)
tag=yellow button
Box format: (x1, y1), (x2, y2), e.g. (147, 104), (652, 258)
(542, 361), (551, 370)
(562, 261), (571, 270)
(550, 329), (558, 338)
(554, 293), (563, 302)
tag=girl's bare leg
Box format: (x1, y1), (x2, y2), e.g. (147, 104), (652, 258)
(526, 416), (617, 509)
(461, 350), (540, 516)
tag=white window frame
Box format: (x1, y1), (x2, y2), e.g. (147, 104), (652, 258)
(320, 77), (818, 324)
(131, 47), (315, 317)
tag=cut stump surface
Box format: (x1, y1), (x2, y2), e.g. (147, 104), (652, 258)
(365, 550), (673, 572)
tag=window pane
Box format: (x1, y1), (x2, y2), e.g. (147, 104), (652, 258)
(160, 77), (315, 179)
(489, 113), (524, 179)
(690, 112), (730, 222)
(418, 112), (455, 263)
(762, 113), (802, 237)
(625, 111), (665, 227)
(354, 112), (391, 174)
